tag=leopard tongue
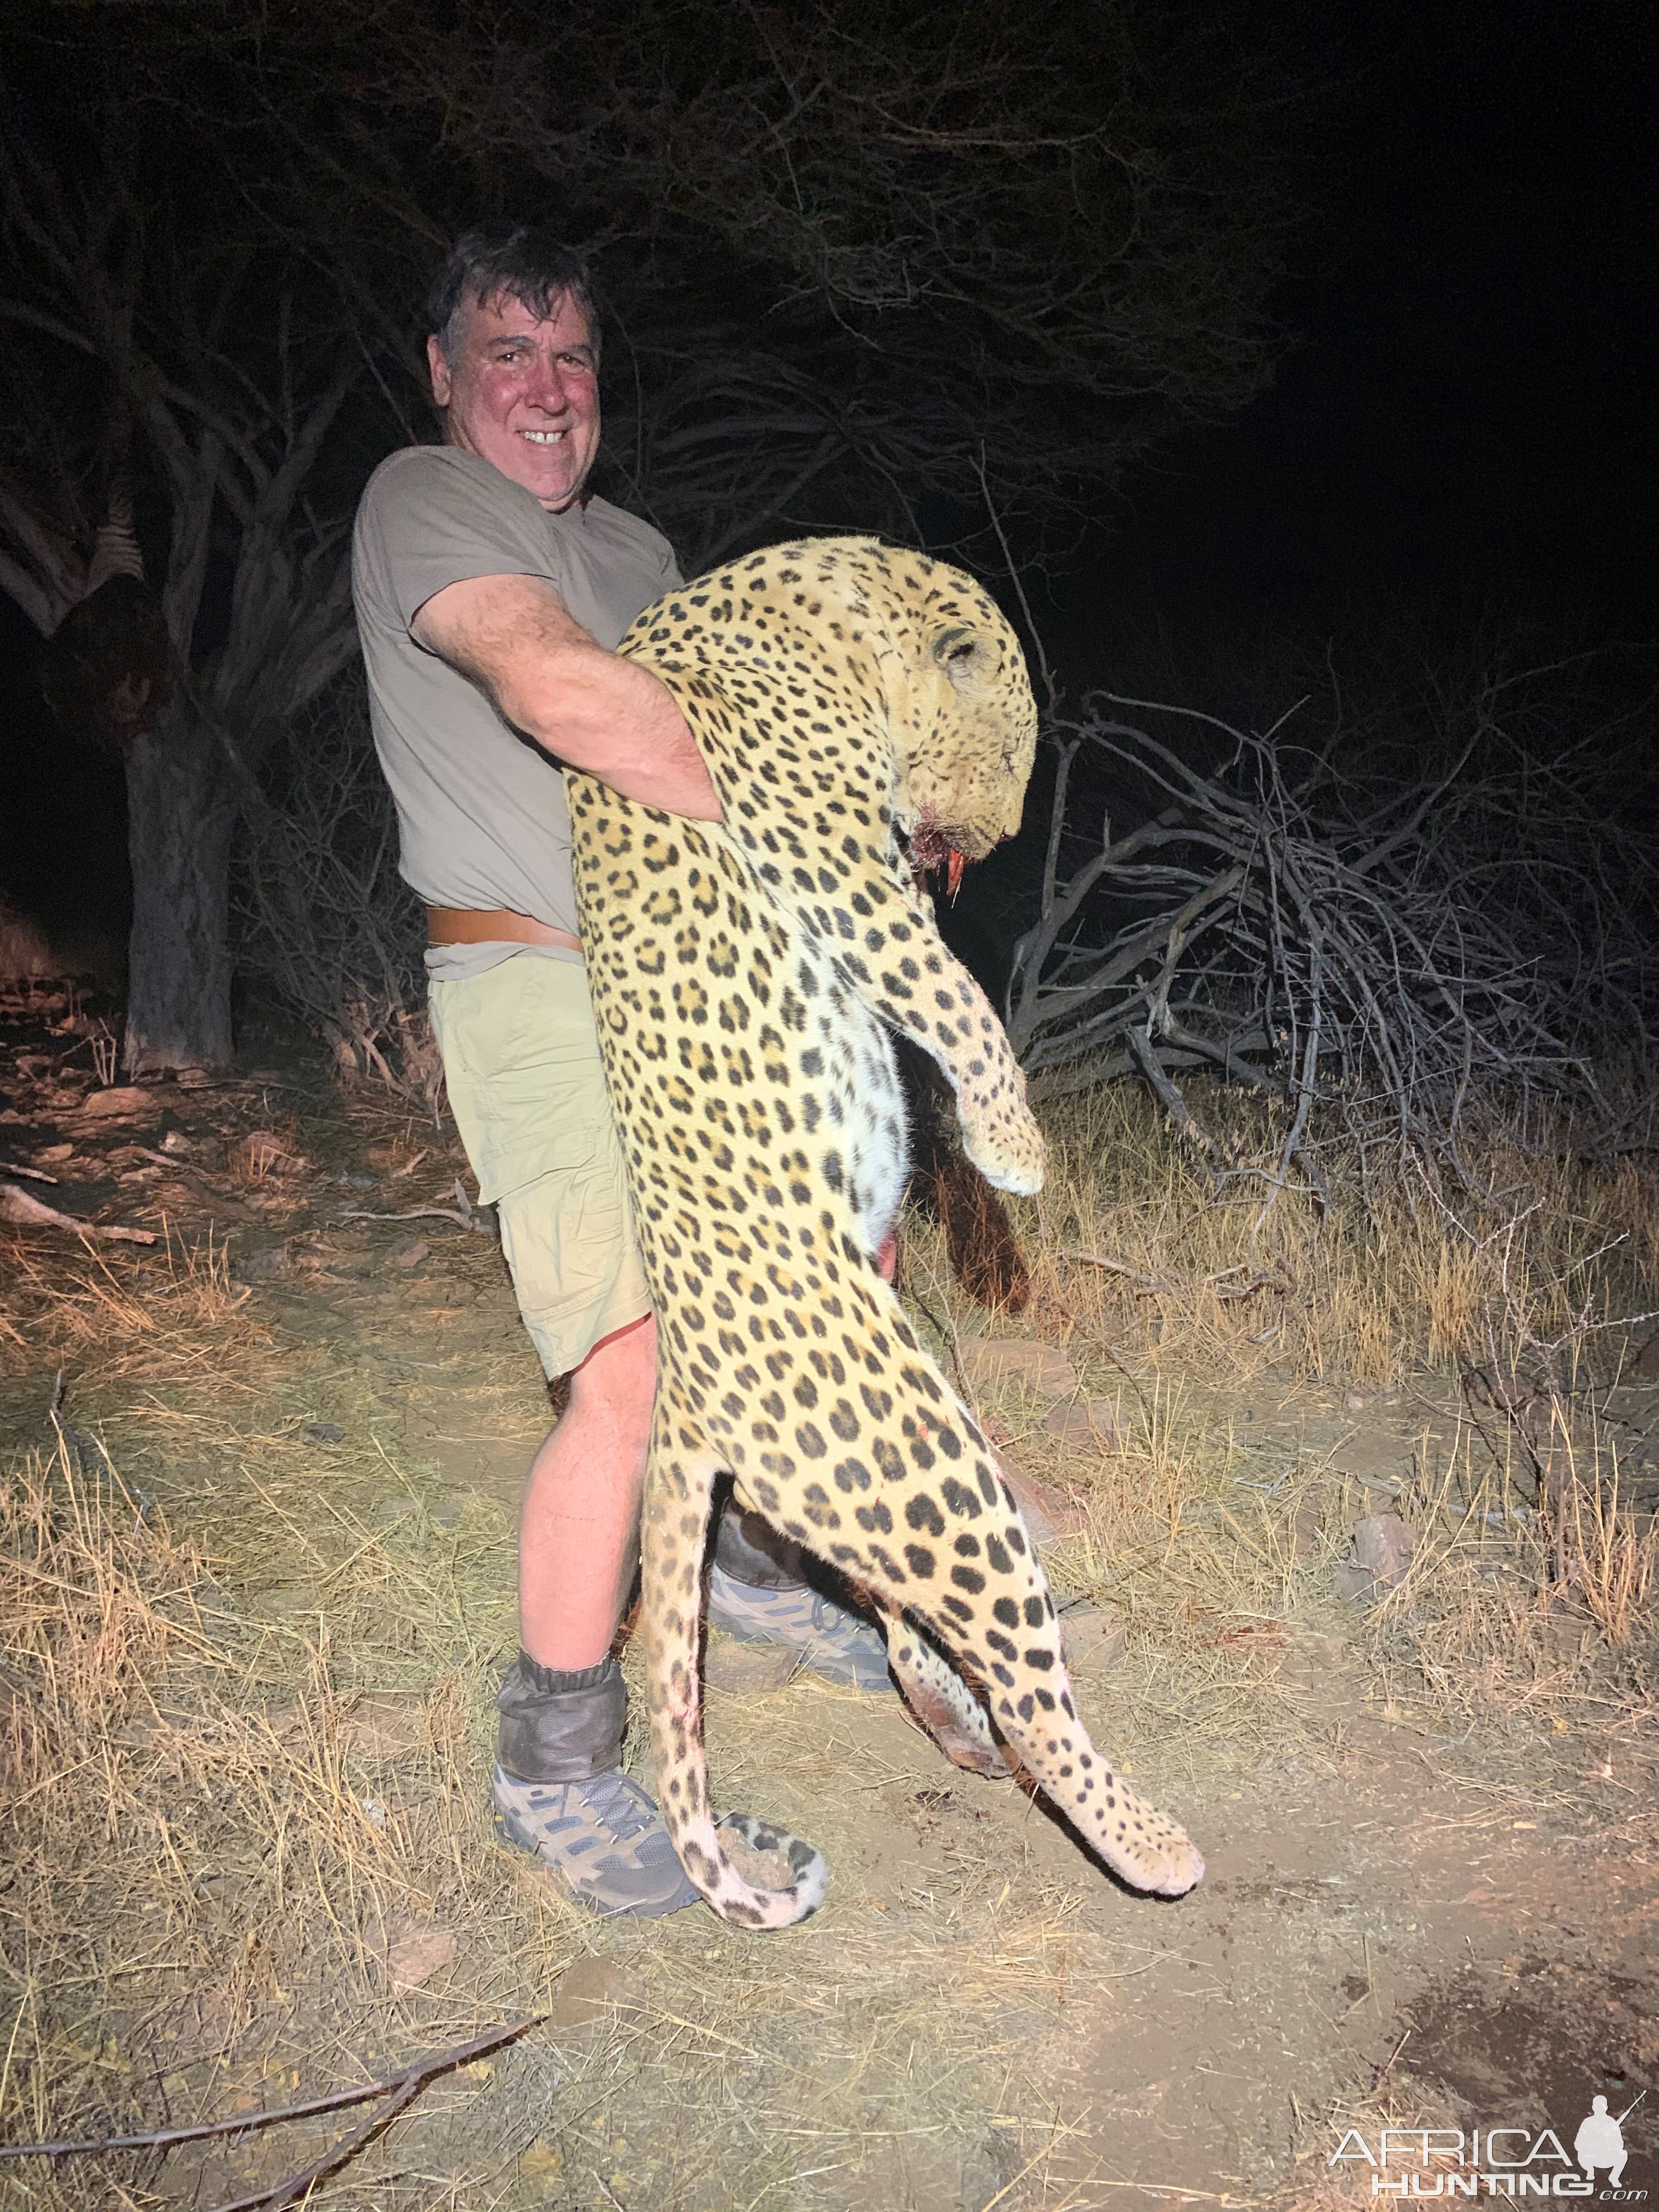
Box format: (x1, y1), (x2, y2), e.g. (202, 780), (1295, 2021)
(946, 848), (965, 901)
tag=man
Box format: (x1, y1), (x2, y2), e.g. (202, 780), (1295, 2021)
(351, 225), (893, 1921)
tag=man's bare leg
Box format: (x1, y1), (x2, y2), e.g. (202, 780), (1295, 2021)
(495, 1232), (895, 1911)
(519, 1311), (656, 1669)
(492, 1308), (703, 1916)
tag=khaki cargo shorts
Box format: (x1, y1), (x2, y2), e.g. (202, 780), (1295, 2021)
(427, 953), (650, 1379)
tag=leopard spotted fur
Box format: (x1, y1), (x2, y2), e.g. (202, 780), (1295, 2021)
(567, 536), (1204, 1927)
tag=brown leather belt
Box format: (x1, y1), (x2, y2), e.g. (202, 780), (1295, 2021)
(426, 905), (582, 955)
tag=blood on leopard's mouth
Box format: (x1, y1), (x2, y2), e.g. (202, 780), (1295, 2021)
(901, 817), (970, 901)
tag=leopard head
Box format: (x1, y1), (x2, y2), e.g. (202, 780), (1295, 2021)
(889, 600), (1039, 880)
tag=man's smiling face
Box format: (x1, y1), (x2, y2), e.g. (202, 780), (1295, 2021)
(427, 287), (600, 513)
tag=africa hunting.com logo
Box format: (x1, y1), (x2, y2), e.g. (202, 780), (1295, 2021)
(1330, 2092), (1646, 2198)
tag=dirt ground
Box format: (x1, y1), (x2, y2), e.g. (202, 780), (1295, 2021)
(3, 997), (1657, 2210)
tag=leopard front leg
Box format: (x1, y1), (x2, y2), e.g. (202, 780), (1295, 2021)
(833, 871), (1043, 1197)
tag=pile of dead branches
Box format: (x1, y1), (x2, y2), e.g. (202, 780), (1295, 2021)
(1005, 659), (1659, 1193)
(231, 677), (440, 1111)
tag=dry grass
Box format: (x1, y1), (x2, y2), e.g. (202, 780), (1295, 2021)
(0, 1415), (1124, 2212)
(897, 1076), (1659, 1764)
(0, 1442), (489, 2195)
(1, 1227), (261, 1383)
(0, 1413), (1105, 2209)
(2, 1064), (1656, 2205)
(990, 1079), (1659, 1388)
(1562, 1460), (1658, 1644)
(1336, 1412), (1659, 1733)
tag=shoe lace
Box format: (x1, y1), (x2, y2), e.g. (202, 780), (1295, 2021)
(808, 1590), (876, 1643)
(578, 1768), (654, 1845)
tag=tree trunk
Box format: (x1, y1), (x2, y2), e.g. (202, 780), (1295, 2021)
(122, 706), (238, 1074)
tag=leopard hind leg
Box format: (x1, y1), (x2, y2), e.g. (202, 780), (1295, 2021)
(876, 1597), (1017, 1780)
(977, 1634), (1205, 1898)
(877, 1601), (1205, 1899)
(790, 1325), (1205, 1899)
(643, 1390), (830, 1929)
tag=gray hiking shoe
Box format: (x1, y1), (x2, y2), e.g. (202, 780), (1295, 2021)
(707, 1564), (895, 1692)
(492, 1764), (703, 1918)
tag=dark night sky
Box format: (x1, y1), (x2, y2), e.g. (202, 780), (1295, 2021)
(1086, 0), (1656, 634)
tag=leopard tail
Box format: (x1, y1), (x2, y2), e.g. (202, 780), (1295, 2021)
(642, 1390), (830, 1930)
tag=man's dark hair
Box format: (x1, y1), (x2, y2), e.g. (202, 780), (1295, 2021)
(427, 225), (599, 365)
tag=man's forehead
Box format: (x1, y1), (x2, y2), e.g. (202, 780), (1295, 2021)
(465, 287), (592, 348)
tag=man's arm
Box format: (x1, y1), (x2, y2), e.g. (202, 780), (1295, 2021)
(411, 571), (721, 821)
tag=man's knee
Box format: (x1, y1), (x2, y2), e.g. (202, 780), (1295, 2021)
(569, 1312), (658, 1429)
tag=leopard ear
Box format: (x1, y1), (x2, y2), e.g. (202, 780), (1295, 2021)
(932, 624), (994, 686)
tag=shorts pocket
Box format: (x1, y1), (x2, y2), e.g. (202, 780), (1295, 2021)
(430, 961), (616, 1201)
(494, 1148), (649, 1376)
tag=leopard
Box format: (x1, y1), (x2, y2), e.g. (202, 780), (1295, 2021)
(566, 535), (1205, 1928)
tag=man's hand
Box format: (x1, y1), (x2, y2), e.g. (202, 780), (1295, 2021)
(412, 571), (722, 821)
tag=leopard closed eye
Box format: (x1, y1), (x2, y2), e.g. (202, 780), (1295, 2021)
(567, 534), (1204, 1928)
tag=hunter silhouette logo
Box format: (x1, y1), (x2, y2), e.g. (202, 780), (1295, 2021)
(1576, 2096), (1644, 2193)
(1330, 2089), (1647, 2198)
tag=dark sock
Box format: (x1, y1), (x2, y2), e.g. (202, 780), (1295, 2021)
(495, 1651), (625, 1781)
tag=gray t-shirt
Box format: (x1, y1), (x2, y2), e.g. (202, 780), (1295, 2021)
(351, 445), (682, 979)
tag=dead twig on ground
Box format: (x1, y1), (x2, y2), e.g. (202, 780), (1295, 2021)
(342, 1177), (483, 1231)
(1065, 1249), (1289, 1302)
(1, 1181), (157, 1244)
(0, 2017), (543, 2194)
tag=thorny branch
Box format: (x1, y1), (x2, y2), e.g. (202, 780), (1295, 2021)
(230, 676), (442, 1111)
(1006, 665), (1659, 1198)
(106, 0), (1303, 571)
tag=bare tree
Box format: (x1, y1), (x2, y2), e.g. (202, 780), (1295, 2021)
(0, 108), (368, 1071)
(138, 0), (1305, 568)
(1, 0), (1306, 1075)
